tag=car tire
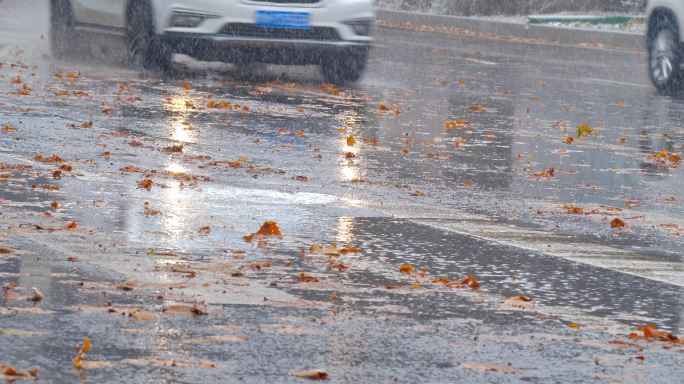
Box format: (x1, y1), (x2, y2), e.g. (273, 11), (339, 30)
(126, 1), (173, 73)
(648, 13), (682, 93)
(321, 50), (368, 85)
(50, 0), (75, 59)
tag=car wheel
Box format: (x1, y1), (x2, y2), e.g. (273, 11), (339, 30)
(50, 0), (75, 59)
(648, 14), (682, 93)
(126, 1), (173, 73)
(321, 50), (368, 85)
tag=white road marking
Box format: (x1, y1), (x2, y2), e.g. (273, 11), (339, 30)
(463, 58), (497, 65)
(583, 78), (649, 87)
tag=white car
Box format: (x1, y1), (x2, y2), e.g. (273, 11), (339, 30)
(647, 1), (684, 92)
(50, 0), (374, 83)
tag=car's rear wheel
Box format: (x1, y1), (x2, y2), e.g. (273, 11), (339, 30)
(127, 1), (173, 72)
(50, 0), (75, 58)
(321, 49), (368, 84)
(648, 14), (682, 93)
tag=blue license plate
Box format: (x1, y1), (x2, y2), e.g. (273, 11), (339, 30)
(255, 11), (311, 29)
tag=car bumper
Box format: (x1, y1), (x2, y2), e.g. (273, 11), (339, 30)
(152, 0), (375, 43)
(165, 32), (371, 64)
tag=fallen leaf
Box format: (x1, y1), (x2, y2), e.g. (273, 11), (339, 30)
(77, 361), (117, 369)
(213, 324), (245, 331)
(289, 370), (328, 379)
(502, 295), (535, 310)
(29, 287), (43, 301)
(129, 310), (159, 320)
(460, 363), (523, 374)
(163, 145), (183, 153)
(73, 337), (91, 369)
(3, 288), (23, 301)
(162, 301), (208, 315)
(244, 221), (281, 242)
(297, 273), (319, 283)
(214, 334), (248, 341)
(310, 244), (339, 255)
(610, 218), (627, 228)
(0, 328), (43, 336)
(137, 179), (153, 190)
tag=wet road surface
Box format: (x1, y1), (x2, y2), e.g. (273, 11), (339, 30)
(1, 0), (684, 382)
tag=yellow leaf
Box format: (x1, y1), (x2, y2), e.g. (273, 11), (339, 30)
(289, 370), (328, 379)
(73, 337), (91, 369)
(310, 244), (339, 255)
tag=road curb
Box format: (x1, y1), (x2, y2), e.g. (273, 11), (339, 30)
(376, 9), (646, 50)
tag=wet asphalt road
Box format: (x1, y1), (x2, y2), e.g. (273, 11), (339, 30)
(1, 0), (684, 382)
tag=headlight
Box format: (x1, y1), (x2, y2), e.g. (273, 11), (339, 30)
(343, 19), (373, 36)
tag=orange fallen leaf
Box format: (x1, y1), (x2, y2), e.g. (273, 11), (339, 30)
(297, 273), (319, 283)
(73, 337), (91, 369)
(310, 244), (339, 255)
(77, 361), (116, 369)
(162, 144), (183, 153)
(502, 295), (535, 309)
(347, 135), (356, 146)
(289, 370), (328, 379)
(163, 301), (208, 315)
(610, 218), (627, 228)
(4, 288), (23, 301)
(199, 226), (211, 234)
(137, 179), (153, 190)
(460, 364), (523, 374)
(244, 221), (281, 242)
(34, 155), (63, 163)
(129, 310), (158, 320)
(459, 276), (480, 288)
(568, 323), (580, 328)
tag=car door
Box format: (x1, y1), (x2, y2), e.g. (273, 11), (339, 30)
(71, 0), (127, 29)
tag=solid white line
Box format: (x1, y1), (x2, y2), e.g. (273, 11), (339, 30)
(463, 57), (497, 65)
(583, 78), (649, 87)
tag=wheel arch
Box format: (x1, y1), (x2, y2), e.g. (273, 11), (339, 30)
(648, 3), (684, 42)
(125, 0), (168, 35)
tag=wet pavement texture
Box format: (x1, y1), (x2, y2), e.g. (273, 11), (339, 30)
(1, 0), (684, 382)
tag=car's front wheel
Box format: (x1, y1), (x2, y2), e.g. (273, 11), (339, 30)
(127, 1), (173, 72)
(648, 14), (682, 93)
(50, 0), (75, 59)
(321, 49), (368, 84)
